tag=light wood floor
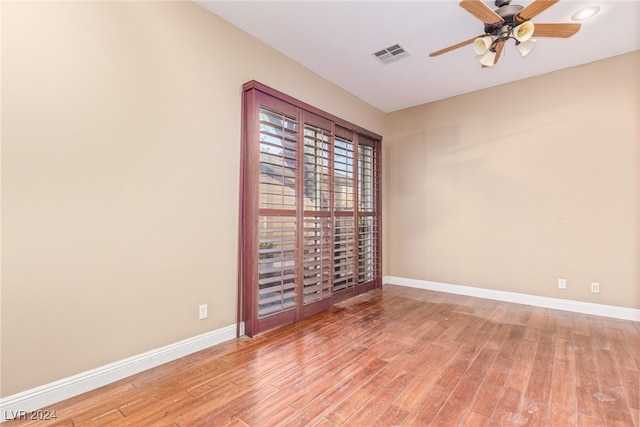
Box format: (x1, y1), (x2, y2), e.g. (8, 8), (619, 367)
(5, 285), (639, 426)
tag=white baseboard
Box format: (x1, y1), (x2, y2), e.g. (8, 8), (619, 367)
(1, 323), (244, 422)
(384, 276), (640, 322)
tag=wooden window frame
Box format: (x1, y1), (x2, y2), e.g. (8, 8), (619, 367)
(239, 81), (382, 337)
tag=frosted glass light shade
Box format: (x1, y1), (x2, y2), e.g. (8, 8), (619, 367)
(512, 21), (535, 42)
(473, 36), (493, 55)
(517, 39), (537, 56)
(478, 50), (496, 66)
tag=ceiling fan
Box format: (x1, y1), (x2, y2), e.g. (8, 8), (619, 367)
(430, 0), (581, 67)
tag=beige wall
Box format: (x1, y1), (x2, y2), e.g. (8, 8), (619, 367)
(0, 1), (385, 397)
(385, 52), (639, 309)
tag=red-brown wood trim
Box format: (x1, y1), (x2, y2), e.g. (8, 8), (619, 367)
(295, 107), (305, 322)
(256, 309), (297, 335)
(243, 81), (382, 141)
(374, 138), (383, 289)
(302, 298), (331, 318)
(237, 85), (248, 337)
(333, 287), (357, 303)
(357, 281), (377, 294)
(241, 87), (260, 337)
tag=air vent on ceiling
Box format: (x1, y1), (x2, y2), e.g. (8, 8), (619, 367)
(372, 43), (411, 65)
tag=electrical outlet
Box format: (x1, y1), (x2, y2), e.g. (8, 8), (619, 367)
(558, 278), (567, 289)
(591, 282), (600, 293)
(199, 304), (208, 320)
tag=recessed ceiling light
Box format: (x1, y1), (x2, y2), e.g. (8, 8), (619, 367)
(571, 5), (601, 21)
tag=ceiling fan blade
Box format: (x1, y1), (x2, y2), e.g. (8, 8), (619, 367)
(493, 41), (505, 64)
(533, 23), (581, 37)
(429, 36), (483, 57)
(515, 0), (559, 22)
(459, 0), (504, 24)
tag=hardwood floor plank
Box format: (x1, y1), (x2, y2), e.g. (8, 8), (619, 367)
(278, 363), (379, 426)
(468, 356), (511, 418)
(341, 371), (415, 426)
(505, 338), (537, 392)
(391, 366), (440, 412)
(547, 402), (576, 427)
(177, 384), (281, 426)
(324, 357), (405, 424)
(618, 367), (640, 411)
(572, 312), (592, 337)
(492, 386), (525, 425)
(400, 385), (450, 425)
(310, 417), (338, 427)
(461, 411), (493, 427)
(608, 328), (640, 371)
(520, 398), (549, 427)
(630, 408), (639, 427)
(97, 390), (192, 426)
(574, 334), (606, 423)
(429, 376), (480, 425)
(548, 338), (577, 426)
(233, 390), (292, 425)
(3, 284), (638, 427)
(251, 404), (297, 427)
(525, 330), (554, 403)
(286, 362), (364, 411)
(371, 404), (410, 426)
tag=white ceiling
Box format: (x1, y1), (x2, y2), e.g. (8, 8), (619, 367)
(196, 0), (640, 113)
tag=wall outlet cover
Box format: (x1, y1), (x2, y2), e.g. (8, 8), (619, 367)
(199, 304), (208, 319)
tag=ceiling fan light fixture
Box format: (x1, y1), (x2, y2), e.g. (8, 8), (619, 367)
(429, 0), (586, 68)
(478, 50), (496, 67)
(512, 21), (535, 42)
(516, 38), (537, 56)
(571, 5), (601, 21)
(472, 36), (493, 55)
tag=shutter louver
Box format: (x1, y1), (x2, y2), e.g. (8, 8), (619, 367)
(333, 216), (356, 292)
(358, 216), (376, 283)
(303, 217), (332, 304)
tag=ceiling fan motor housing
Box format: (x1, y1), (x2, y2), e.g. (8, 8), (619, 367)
(484, 3), (524, 34)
